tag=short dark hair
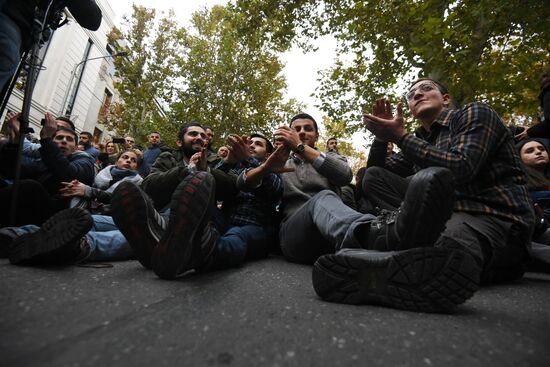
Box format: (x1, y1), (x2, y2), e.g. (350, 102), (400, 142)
(80, 131), (93, 138)
(203, 126), (213, 132)
(326, 137), (337, 146)
(54, 127), (78, 144)
(250, 133), (274, 153)
(178, 122), (204, 141)
(409, 78), (450, 95)
(290, 113), (318, 133)
(55, 116), (75, 131)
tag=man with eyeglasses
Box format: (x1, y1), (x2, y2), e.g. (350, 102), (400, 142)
(0, 112), (95, 226)
(311, 78), (534, 313)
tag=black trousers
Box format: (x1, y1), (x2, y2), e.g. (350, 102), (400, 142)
(362, 166), (530, 283)
(0, 179), (63, 227)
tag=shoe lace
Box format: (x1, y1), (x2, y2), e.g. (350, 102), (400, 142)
(375, 209), (398, 225)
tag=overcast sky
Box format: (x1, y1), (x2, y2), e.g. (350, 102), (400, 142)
(110, 1), (339, 120)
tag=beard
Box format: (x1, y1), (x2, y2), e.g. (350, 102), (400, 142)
(182, 144), (201, 159)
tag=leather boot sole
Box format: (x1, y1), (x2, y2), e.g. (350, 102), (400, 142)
(152, 172), (215, 280)
(9, 208), (92, 266)
(312, 247), (480, 313)
(112, 182), (165, 269)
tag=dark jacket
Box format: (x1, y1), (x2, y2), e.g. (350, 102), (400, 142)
(141, 149), (238, 210)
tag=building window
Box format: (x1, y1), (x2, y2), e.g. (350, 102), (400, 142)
(98, 88), (113, 119)
(65, 39), (93, 115)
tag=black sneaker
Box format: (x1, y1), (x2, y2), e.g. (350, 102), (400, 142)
(9, 208), (93, 266)
(152, 171), (217, 280)
(364, 167), (454, 251)
(111, 181), (167, 269)
(312, 247), (480, 313)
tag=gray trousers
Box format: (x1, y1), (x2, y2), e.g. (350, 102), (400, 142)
(279, 190), (375, 264)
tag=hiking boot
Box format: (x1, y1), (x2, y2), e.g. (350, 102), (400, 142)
(111, 181), (167, 269)
(312, 247), (480, 313)
(152, 171), (217, 280)
(9, 208), (93, 266)
(362, 167), (454, 251)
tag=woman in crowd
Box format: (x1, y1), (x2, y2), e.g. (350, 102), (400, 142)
(516, 138), (550, 270)
(2, 149), (145, 265)
(97, 140), (119, 169)
(59, 149), (143, 214)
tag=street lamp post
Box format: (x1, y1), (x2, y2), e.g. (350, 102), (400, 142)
(58, 51), (126, 116)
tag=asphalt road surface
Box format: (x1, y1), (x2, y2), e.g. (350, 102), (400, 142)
(1, 257), (549, 367)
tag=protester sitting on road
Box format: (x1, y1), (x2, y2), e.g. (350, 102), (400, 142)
(515, 138), (550, 270)
(124, 136), (136, 149)
(1, 151), (143, 265)
(204, 126), (215, 155)
(270, 112), (460, 313)
(205, 133), (288, 270)
(273, 113), (353, 264)
(217, 145), (229, 158)
(1, 205), (140, 266)
(312, 78), (534, 313)
(3, 112), (75, 161)
(58, 149), (143, 214)
(97, 140), (119, 169)
(139, 131), (165, 177)
(79, 131), (99, 160)
(326, 137), (339, 153)
(0, 114), (95, 226)
(110, 122), (239, 276)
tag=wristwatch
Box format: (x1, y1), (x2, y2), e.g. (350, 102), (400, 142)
(296, 143), (306, 153)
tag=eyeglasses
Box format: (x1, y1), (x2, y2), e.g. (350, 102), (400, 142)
(405, 83), (437, 101)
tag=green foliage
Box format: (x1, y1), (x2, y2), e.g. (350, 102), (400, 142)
(103, 6), (181, 146)
(104, 5), (304, 149)
(234, 0), (550, 132)
(170, 6), (305, 148)
(319, 116), (368, 174)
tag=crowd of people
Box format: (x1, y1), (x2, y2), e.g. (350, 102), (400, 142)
(1, 72), (549, 314)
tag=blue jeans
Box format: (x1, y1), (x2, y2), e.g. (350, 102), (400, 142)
(209, 224), (269, 270)
(86, 215), (133, 261)
(12, 215), (133, 262)
(0, 13), (22, 92)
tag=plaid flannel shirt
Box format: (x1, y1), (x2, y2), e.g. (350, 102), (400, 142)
(215, 157), (283, 227)
(371, 102), (534, 233)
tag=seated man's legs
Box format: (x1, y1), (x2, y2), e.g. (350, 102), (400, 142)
(312, 167), (480, 313)
(362, 166), (410, 211)
(8, 208), (92, 265)
(280, 190), (367, 264)
(84, 215), (134, 262)
(437, 212), (530, 284)
(207, 224), (268, 270)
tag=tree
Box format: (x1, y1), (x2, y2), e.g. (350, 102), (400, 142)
(170, 5), (304, 148)
(104, 5), (304, 149)
(233, 0), (550, 131)
(103, 5), (182, 145)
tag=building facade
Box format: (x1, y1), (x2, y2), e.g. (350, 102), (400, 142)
(2, 0), (118, 142)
